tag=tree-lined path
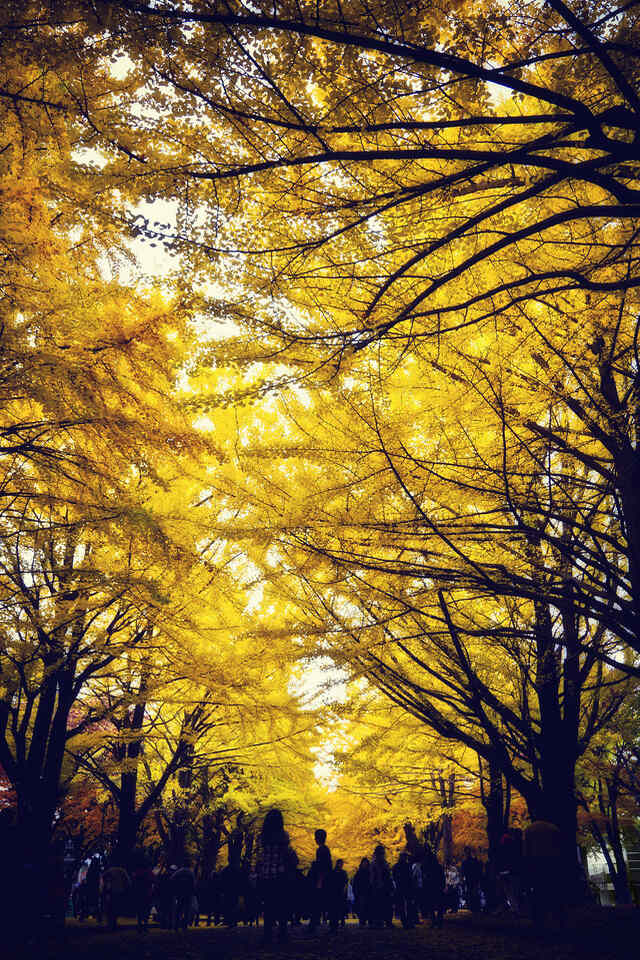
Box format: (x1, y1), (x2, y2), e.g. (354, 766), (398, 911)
(1, 0), (640, 943)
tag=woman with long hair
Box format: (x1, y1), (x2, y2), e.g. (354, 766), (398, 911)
(256, 808), (296, 944)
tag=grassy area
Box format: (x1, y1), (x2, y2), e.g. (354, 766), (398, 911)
(11, 909), (639, 960)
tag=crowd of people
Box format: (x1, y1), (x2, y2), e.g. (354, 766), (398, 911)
(65, 811), (577, 942)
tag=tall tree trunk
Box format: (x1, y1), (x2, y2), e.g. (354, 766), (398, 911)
(481, 757), (510, 864)
(202, 810), (223, 875)
(114, 769), (139, 865)
(431, 771), (455, 864)
(480, 758), (510, 912)
(605, 777), (632, 905)
(113, 682), (148, 865)
(441, 813), (453, 865)
(531, 593), (582, 897)
(524, 767), (580, 900)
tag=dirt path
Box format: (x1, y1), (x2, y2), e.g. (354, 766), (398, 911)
(11, 909), (638, 960)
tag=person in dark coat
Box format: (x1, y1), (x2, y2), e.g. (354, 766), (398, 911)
(352, 857), (372, 927)
(256, 807), (297, 945)
(307, 828), (332, 932)
(85, 857), (102, 921)
(393, 851), (415, 928)
(370, 844), (394, 928)
(291, 863), (310, 925)
(131, 852), (155, 931)
(328, 859), (348, 929)
(422, 846), (445, 928)
(461, 847), (482, 912)
(240, 859), (259, 925)
(203, 869), (222, 925)
(171, 860), (196, 931)
(155, 864), (174, 928)
(498, 829), (523, 913)
(101, 860), (131, 930)
(219, 861), (241, 926)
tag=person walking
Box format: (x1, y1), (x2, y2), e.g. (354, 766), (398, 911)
(370, 844), (394, 929)
(155, 863), (174, 928)
(256, 808), (296, 945)
(131, 852), (155, 931)
(101, 860), (131, 931)
(171, 860), (196, 931)
(352, 857), (372, 927)
(422, 846), (445, 928)
(393, 851), (415, 928)
(85, 857), (102, 921)
(307, 828), (332, 932)
(328, 859), (348, 929)
(498, 828), (524, 914)
(410, 853), (423, 922)
(219, 860), (241, 927)
(444, 862), (461, 914)
(461, 847), (482, 912)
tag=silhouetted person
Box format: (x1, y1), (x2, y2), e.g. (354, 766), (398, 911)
(73, 862), (89, 920)
(195, 868), (219, 926)
(256, 807), (296, 945)
(370, 844), (393, 928)
(307, 827), (332, 932)
(393, 852), (415, 928)
(131, 852), (155, 931)
(101, 860), (130, 930)
(194, 870), (207, 926)
(85, 857), (101, 920)
(291, 862), (310, 925)
(329, 859), (348, 929)
(461, 846), (482, 912)
(172, 860), (196, 931)
(219, 860), (241, 926)
(498, 828), (523, 913)
(156, 864), (174, 927)
(444, 862), (461, 913)
(410, 854), (423, 920)
(353, 857), (372, 927)
(422, 846), (445, 928)
(239, 858), (258, 925)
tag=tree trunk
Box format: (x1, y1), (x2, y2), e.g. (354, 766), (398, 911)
(606, 778), (632, 905)
(114, 769), (139, 865)
(482, 759), (509, 865)
(531, 593), (582, 899)
(202, 811), (223, 875)
(525, 772), (580, 902)
(441, 813), (453, 865)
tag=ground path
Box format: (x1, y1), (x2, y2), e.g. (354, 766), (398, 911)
(11, 909), (638, 960)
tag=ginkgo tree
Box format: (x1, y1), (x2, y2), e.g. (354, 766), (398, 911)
(0, 16), (318, 889)
(69, 598), (323, 865)
(99, 0), (640, 661)
(205, 312), (637, 885)
(8, 5), (640, 660)
(70, 0), (640, 356)
(330, 691), (490, 866)
(11, 2), (638, 368)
